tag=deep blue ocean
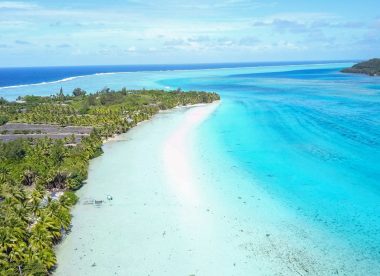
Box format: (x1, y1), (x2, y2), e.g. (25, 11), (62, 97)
(1, 61), (379, 274)
(0, 61), (353, 88)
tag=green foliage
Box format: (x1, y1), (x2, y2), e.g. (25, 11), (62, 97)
(342, 58), (380, 76)
(0, 88), (220, 274)
(0, 139), (27, 161)
(72, 88), (87, 97)
(60, 191), (78, 207)
(0, 97), (7, 105)
(0, 115), (8, 126)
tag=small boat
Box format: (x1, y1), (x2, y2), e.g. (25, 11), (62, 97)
(107, 195), (113, 200)
(94, 200), (103, 205)
(83, 198), (96, 205)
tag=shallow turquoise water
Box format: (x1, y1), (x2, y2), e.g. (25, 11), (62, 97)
(2, 63), (380, 274)
(162, 66), (380, 270)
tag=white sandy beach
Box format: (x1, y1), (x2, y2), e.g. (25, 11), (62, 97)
(163, 102), (219, 206)
(54, 103), (231, 275)
(54, 101), (361, 275)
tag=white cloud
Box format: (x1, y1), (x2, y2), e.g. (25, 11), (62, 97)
(174, 0), (277, 10)
(0, 1), (38, 10)
(0, 1), (377, 66)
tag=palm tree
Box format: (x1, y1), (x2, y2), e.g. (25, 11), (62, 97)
(22, 259), (48, 276)
(21, 169), (36, 187)
(0, 88), (220, 274)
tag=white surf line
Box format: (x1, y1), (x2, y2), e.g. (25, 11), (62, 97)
(0, 62), (352, 90)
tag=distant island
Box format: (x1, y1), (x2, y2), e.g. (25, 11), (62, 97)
(341, 58), (380, 76)
(0, 88), (220, 275)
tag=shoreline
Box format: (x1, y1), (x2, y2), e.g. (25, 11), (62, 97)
(56, 99), (330, 275)
(0, 88), (220, 274)
(54, 101), (220, 275)
(54, 95), (377, 275)
(102, 101), (220, 144)
(163, 101), (220, 206)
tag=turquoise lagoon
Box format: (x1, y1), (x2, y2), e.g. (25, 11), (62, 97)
(1, 62), (379, 274)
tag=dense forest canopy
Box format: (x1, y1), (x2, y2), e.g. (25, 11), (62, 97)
(0, 88), (220, 275)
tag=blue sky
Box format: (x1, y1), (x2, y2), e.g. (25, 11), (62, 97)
(0, 0), (379, 66)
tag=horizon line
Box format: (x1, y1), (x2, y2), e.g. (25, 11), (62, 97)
(0, 59), (361, 70)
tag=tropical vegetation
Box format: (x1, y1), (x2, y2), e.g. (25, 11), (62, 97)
(0, 88), (220, 275)
(341, 58), (380, 76)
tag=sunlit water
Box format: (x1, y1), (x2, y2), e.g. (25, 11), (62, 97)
(1, 62), (379, 275)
